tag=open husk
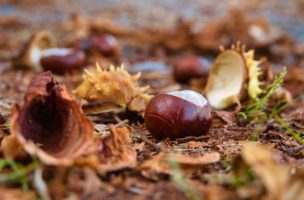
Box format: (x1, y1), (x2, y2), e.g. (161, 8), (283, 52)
(74, 64), (152, 114)
(10, 71), (97, 166)
(13, 31), (57, 71)
(205, 44), (262, 109)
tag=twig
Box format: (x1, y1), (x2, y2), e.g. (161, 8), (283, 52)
(132, 132), (161, 153)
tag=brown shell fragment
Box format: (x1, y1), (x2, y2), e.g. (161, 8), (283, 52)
(97, 125), (137, 173)
(10, 71), (96, 166)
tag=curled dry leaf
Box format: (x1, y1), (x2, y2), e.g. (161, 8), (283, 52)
(13, 31), (57, 71)
(97, 125), (137, 173)
(10, 71), (97, 166)
(74, 64), (152, 114)
(139, 152), (220, 178)
(205, 43), (263, 109)
(235, 143), (304, 200)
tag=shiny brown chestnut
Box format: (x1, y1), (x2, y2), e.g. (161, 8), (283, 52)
(91, 34), (121, 57)
(173, 56), (210, 83)
(144, 90), (212, 139)
(40, 48), (85, 74)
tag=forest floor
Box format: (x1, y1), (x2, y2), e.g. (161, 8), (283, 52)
(0, 1), (304, 200)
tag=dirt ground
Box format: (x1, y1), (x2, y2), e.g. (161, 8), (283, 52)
(0, 1), (304, 200)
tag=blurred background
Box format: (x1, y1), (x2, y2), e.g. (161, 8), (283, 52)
(1, 0), (304, 70)
(1, 0), (304, 39)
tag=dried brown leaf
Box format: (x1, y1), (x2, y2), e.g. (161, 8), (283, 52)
(140, 152), (220, 177)
(97, 125), (137, 173)
(235, 142), (304, 200)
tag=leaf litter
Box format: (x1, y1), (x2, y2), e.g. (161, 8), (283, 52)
(0, 1), (304, 200)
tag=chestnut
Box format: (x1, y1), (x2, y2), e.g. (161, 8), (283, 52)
(40, 48), (85, 74)
(76, 38), (92, 53)
(173, 56), (210, 83)
(144, 90), (212, 139)
(91, 34), (120, 57)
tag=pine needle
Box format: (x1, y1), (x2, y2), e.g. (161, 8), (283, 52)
(274, 115), (304, 145)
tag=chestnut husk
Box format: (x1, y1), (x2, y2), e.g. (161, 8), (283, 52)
(12, 31), (57, 71)
(204, 43), (263, 109)
(10, 71), (97, 165)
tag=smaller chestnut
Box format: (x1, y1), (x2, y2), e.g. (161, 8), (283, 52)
(145, 90), (212, 139)
(173, 56), (210, 83)
(91, 34), (120, 57)
(76, 38), (92, 53)
(40, 48), (85, 74)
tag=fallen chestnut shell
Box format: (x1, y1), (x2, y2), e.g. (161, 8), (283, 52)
(91, 34), (120, 57)
(173, 56), (210, 83)
(10, 71), (95, 165)
(145, 90), (212, 139)
(40, 48), (85, 74)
